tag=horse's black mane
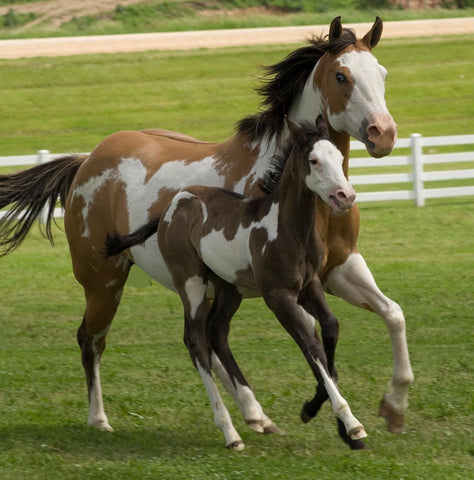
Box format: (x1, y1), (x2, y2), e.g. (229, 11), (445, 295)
(260, 121), (329, 194)
(237, 28), (357, 142)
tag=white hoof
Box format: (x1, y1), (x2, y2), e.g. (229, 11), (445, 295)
(226, 439), (245, 451)
(348, 425), (367, 440)
(88, 417), (114, 432)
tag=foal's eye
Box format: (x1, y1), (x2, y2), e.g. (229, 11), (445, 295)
(309, 159), (318, 166)
(335, 72), (346, 84)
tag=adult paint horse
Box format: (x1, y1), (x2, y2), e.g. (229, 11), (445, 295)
(0, 17), (413, 442)
(105, 119), (362, 450)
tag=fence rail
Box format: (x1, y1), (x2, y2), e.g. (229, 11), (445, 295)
(1, 134), (473, 222)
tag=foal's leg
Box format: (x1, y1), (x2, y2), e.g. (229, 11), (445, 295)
(75, 256), (131, 431)
(206, 283), (282, 435)
(297, 278), (338, 421)
(324, 252), (414, 433)
(265, 290), (367, 448)
(178, 274), (244, 450)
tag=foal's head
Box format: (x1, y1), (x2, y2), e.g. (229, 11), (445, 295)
(282, 117), (356, 215)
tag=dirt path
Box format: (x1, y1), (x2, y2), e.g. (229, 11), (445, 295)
(0, 17), (472, 59)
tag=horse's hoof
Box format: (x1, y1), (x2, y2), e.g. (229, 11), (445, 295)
(379, 398), (406, 434)
(246, 421), (265, 433)
(264, 423), (285, 435)
(300, 402), (314, 424)
(89, 418), (114, 432)
(226, 440), (245, 451)
(348, 425), (367, 441)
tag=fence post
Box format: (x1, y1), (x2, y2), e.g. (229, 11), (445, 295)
(411, 133), (424, 207)
(37, 150), (50, 223)
(37, 149), (49, 165)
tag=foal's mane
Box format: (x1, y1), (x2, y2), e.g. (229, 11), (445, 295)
(260, 121), (328, 194)
(237, 28), (357, 143)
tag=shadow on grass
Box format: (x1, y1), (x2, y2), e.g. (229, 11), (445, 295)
(0, 422), (225, 461)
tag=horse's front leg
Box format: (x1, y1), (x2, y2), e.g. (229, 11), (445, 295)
(206, 285), (282, 435)
(324, 252), (414, 433)
(264, 290), (367, 449)
(297, 278), (339, 423)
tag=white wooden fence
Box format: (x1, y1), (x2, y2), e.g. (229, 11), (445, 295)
(0, 134), (473, 221)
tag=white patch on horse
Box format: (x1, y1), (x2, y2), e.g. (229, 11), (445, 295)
(163, 191), (196, 224)
(115, 156), (225, 290)
(199, 201), (279, 284)
(233, 136), (277, 194)
(288, 63), (321, 125)
(184, 275), (207, 318)
(72, 168), (115, 238)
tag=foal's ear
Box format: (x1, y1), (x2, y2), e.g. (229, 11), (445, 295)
(285, 116), (301, 139)
(362, 16), (383, 49)
(315, 115), (329, 137)
(329, 16), (342, 41)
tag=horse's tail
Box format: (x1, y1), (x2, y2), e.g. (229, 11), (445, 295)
(105, 217), (160, 258)
(0, 154), (86, 257)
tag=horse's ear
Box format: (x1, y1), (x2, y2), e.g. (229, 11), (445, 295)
(329, 16), (342, 41)
(362, 16), (383, 49)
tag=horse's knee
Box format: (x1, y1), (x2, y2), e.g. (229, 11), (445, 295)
(383, 300), (406, 334)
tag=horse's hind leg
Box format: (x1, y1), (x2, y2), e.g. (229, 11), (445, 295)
(178, 274), (244, 450)
(75, 257), (131, 431)
(207, 283), (282, 435)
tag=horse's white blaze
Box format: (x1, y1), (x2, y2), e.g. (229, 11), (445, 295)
(305, 140), (349, 200)
(314, 357), (366, 439)
(72, 168), (115, 238)
(199, 202), (279, 283)
(184, 275), (207, 318)
(196, 361), (243, 449)
(328, 50), (389, 139)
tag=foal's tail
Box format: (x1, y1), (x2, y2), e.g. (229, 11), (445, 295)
(0, 154), (85, 257)
(105, 217), (160, 258)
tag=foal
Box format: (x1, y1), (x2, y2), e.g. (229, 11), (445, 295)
(106, 119), (366, 449)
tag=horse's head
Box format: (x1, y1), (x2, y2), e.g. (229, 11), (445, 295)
(313, 17), (397, 158)
(287, 117), (356, 215)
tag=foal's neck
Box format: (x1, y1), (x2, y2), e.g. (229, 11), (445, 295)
(269, 153), (317, 242)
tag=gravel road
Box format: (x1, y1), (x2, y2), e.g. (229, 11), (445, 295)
(0, 17), (472, 59)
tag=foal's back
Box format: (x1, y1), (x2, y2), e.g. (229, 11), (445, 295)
(158, 185), (276, 294)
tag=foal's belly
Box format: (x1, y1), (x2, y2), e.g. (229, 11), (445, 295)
(131, 237), (260, 299)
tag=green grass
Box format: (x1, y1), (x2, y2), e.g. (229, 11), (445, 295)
(0, 35), (473, 156)
(0, 32), (473, 479)
(0, 198), (472, 479)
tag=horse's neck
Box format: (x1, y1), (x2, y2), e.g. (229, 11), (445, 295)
(271, 159), (317, 243)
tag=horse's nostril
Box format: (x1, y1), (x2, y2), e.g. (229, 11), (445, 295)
(367, 125), (381, 139)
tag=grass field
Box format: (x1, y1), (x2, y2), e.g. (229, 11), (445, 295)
(0, 33), (473, 479)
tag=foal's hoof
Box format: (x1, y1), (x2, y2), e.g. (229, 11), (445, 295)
(379, 398), (406, 434)
(226, 440), (245, 451)
(246, 419), (284, 435)
(300, 402), (315, 424)
(348, 425), (367, 441)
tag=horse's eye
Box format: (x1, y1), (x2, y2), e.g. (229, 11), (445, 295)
(335, 72), (346, 84)
(310, 159), (318, 165)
